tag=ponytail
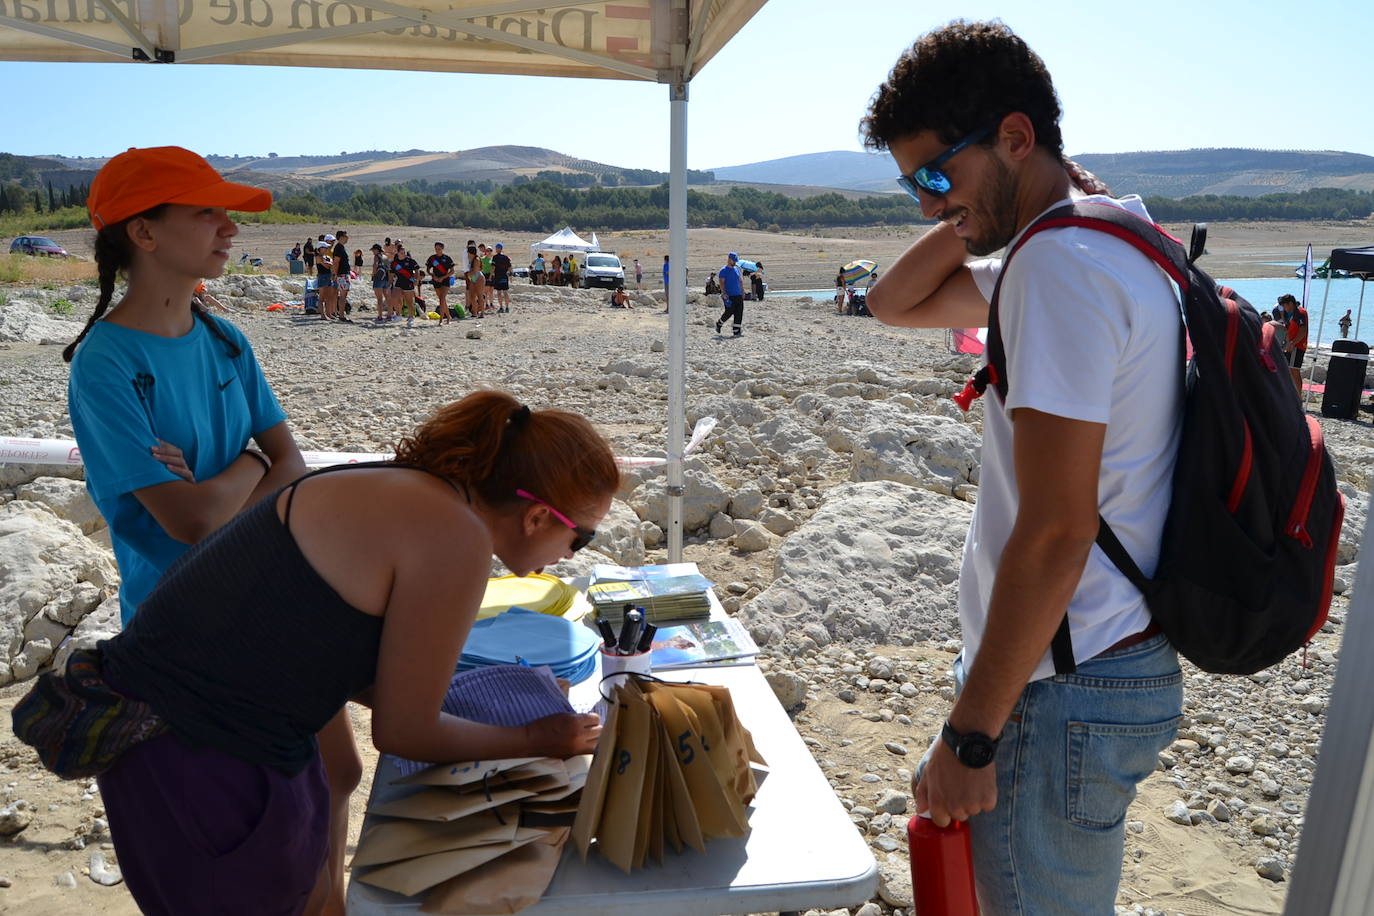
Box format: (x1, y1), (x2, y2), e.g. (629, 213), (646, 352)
(62, 203), (238, 362)
(393, 391), (619, 513)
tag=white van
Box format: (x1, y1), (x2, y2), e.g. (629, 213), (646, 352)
(579, 252), (625, 289)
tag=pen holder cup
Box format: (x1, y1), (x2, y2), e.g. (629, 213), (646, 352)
(600, 649), (652, 692)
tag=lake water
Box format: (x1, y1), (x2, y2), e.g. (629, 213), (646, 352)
(772, 276), (1373, 347)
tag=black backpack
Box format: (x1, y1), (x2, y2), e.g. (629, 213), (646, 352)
(954, 202), (1344, 675)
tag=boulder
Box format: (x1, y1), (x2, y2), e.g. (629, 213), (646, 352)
(0, 296), (79, 345)
(738, 481), (971, 645)
(628, 466), (731, 532)
(0, 501), (118, 684)
(728, 484), (766, 520)
(53, 595), (122, 670)
(849, 412), (981, 500)
(1337, 482), (1366, 566)
(733, 520), (773, 553)
(15, 477), (103, 534)
(586, 499), (646, 567)
(750, 415), (830, 470)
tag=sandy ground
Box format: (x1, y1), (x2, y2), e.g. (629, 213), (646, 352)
(0, 217), (1366, 914)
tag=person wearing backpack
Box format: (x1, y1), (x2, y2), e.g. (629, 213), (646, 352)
(862, 23), (1186, 912)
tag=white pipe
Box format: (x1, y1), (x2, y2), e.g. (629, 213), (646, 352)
(666, 80), (688, 563)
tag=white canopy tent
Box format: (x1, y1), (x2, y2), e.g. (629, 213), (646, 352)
(530, 227), (597, 254)
(0, 0), (769, 563)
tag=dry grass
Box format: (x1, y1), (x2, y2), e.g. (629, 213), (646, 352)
(0, 253), (97, 285)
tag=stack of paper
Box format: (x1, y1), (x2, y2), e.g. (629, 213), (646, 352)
(587, 563), (714, 624)
(458, 607), (600, 684)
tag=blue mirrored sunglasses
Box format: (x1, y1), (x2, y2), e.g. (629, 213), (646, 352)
(895, 125), (995, 200)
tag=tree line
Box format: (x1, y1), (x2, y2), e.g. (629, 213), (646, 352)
(3, 173), (1371, 232)
(1141, 187), (1374, 222)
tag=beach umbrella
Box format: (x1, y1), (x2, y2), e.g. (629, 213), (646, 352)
(841, 260), (877, 283)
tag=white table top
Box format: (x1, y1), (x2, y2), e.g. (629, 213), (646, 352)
(346, 663), (877, 915)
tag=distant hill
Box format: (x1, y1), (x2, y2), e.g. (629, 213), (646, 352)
(712, 151), (897, 193)
(33, 145), (713, 192)
(712, 147), (1374, 199)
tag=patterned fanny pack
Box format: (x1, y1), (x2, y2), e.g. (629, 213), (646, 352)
(10, 649), (168, 779)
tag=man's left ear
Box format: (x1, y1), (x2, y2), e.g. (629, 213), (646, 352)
(997, 112), (1038, 163)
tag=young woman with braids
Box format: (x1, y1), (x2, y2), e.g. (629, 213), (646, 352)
(62, 147), (365, 915)
(20, 390), (613, 914)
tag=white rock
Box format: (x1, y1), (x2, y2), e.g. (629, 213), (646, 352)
(14, 478), (103, 534)
(739, 481), (970, 644)
(88, 849), (123, 886)
(0, 501), (118, 684)
(765, 671), (806, 710)
(733, 520), (773, 553)
(728, 485), (767, 520)
(759, 507), (799, 535)
(629, 466), (730, 532)
(586, 499), (646, 567)
(0, 298), (79, 345)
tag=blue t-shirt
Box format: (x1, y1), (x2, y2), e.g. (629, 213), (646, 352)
(68, 316), (286, 625)
(718, 264), (743, 297)
(662, 261), (670, 284)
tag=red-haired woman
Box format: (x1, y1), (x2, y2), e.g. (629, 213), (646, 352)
(20, 390), (615, 915)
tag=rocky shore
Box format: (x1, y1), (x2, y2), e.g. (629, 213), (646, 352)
(0, 268), (1365, 915)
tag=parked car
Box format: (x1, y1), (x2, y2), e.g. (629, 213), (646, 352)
(9, 236), (71, 258)
(579, 252), (625, 289)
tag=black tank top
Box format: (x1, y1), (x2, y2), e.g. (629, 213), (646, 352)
(101, 463), (459, 774)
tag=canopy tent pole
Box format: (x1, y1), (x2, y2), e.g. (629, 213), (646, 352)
(1305, 270), (1335, 405)
(1283, 509), (1374, 915)
(666, 79), (688, 563)
(1355, 280), (1367, 344)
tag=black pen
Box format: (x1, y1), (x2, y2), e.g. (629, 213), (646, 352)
(636, 623), (657, 655)
(596, 618), (617, 651)
(618, 608), (644, 655)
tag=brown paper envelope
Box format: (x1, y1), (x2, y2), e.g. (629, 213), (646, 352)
(659, 685), (741, 809)
(419, 828), (570, 915)
(356, 827), (546, 897)
(522, 798), (581, 816)
(678, 684), (760, 804)
(571, 690), (621, 859)
(370, 786), (537, 822)
(647, 726), (668, 865)
(454, 758), (569, 793)
(597, 682), (653, 873)
(497, 772), (568, 798)
(645, 689), (746, 839)
(398, 757), (545, 787)
(656, 736), (681, 855)
(632, 714), (660, 869)
(351, 807), (521, 867)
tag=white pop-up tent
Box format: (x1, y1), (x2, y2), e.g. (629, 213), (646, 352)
(530, 227), (597, 254)
(0, 0), (768, 563)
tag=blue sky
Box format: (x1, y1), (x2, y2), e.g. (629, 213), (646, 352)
(2, 0), (1371, 171)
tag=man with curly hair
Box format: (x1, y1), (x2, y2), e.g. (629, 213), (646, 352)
(863, 21), (1184, 911)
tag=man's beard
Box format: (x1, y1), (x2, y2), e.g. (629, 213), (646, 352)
(962, 157), (1020, 257)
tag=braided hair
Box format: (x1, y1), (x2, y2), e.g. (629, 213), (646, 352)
(62, 206), (241, 363)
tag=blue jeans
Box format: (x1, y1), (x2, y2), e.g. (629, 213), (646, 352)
(915, 633), (1182, 914)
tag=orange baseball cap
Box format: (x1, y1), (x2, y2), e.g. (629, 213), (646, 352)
(87, 146), (272, 230)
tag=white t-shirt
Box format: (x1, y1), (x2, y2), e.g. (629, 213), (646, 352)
(961, 194), (1183, 682)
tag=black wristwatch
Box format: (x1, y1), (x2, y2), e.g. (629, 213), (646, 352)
(941, 721), (1000, 769)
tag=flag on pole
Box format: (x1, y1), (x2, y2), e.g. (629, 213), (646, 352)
(1301, 243), (1313, 308)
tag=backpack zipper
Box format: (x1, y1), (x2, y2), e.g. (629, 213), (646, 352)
(1226, 420), (1253, 513)
(1222, 291), (1240, 374)
(1305, 490), (1345, 645)
(1286, 416), (1326, 549)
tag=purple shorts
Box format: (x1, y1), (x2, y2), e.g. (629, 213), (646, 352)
(98, 733), (329, 915)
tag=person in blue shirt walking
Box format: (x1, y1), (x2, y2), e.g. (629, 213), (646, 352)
(715, 252), (746, 337)
(65, 146), (358, 916)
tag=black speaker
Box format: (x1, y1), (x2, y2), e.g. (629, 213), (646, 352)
(1321, 340), (1369, 420)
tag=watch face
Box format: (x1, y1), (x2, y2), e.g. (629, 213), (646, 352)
(959, 737), (997, 768)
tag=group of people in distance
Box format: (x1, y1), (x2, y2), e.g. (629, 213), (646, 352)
(290, 235), (513, 325)
(528, 251), (579, 286)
